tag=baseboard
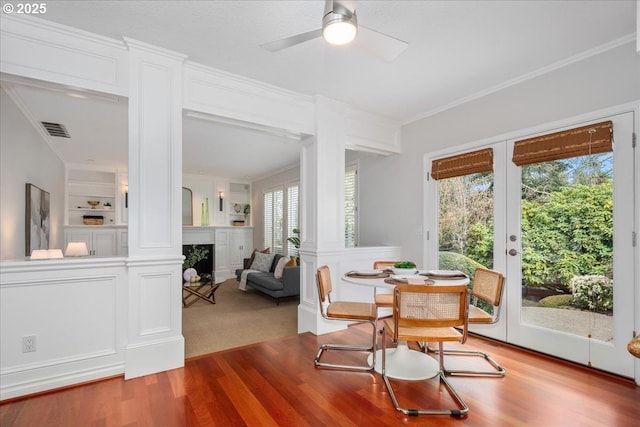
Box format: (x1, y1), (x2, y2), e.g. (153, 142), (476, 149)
(0, 362), (124, 401)
(124, 335), (185, 379)
(297, 304), (346, 335)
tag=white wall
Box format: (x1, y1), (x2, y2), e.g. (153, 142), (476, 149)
(359, 41), (640, 265)
(348, 150), (407, 249)
(0, 88), (65, 260)
(182, 174), (253, 227)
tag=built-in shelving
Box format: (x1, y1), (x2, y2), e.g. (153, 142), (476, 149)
(229, 182), (250, 226)
(66, 168), (123, 226)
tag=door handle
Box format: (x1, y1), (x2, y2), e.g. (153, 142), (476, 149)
(508, 249), (519, 256)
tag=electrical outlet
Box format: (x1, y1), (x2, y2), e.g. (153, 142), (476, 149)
(22, 335), (36, 353)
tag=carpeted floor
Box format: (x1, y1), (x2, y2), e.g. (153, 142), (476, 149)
(182, 278), (299, 358)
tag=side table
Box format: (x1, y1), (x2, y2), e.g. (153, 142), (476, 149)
(182, 274), (220, 307)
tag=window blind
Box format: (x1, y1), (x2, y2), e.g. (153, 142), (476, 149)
(512, 121), (613, 166)
(431, 148), (493, 180)
(263, 192), (273, 250)
(273, 189), (284, 254)
(287, 184), (299, 258)
(345, 164), (357, 248)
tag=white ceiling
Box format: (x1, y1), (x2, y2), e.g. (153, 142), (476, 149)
(2, 0), (636, 179)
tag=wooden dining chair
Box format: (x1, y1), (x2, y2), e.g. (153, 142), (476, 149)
(382, 284), (469, 417)
(314, 265), (378, 371)
(433, 267), (506, 377)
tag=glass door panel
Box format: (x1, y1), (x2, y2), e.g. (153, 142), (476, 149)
(427, 142), (507, 341)
(505, 112), (635, 377)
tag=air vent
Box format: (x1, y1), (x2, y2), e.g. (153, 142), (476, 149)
(40, 122), (70, 138)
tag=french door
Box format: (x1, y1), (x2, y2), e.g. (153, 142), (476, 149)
(504, 112), (634, 377)
(427, 111), (635, 377)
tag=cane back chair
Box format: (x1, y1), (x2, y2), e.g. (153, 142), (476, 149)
(314, 265), (378, 371)
(382, 284), (469, 417)
(436, 267), (506, 377)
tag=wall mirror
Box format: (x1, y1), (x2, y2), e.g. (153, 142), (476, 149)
(182, 187), (193, 226)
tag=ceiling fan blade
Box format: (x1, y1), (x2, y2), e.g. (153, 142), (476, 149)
(355, 25), (408, 62)
(260, 29), (323, 52)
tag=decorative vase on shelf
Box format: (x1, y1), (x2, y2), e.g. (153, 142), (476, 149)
(201, 198), (210, 226)
(205, 198), (209, 226)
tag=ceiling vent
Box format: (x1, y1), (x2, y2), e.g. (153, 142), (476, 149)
(41, 121), (70, 138)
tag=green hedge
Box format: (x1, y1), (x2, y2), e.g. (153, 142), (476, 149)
(537, 295), (572, 308)
(439, 251), (485, 279)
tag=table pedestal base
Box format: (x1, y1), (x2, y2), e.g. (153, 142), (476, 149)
(368, 341), (439, 380)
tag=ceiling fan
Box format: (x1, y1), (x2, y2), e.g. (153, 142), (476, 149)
(260, 0), (408, 62)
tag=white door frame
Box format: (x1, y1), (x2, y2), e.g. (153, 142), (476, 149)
(424, 104), (638, 380)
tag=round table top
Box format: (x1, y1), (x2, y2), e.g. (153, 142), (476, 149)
(342, 270), (469, 288)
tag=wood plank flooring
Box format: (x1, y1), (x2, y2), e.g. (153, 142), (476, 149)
(1, 324), (638, 426)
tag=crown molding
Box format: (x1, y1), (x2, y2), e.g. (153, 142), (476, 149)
(407, 33), (637, 125)
(0, 14), (126, 50)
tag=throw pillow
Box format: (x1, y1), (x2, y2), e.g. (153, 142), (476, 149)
(248, 248), (270, 268)
(274, 256), (288, 279)
(252, 252), (275, 273)
(285, 257), (297, 267)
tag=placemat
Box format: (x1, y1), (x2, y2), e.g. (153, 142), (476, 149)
(384, 277), (435, 285)
(345, 271), (390, 279)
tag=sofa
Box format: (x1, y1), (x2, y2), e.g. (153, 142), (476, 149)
(235, 254), (300, 304)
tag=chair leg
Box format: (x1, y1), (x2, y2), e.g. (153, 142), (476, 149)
(314, 320), (377, 371)
(423, 343), (506, 377)
(382, 335), (468, 417)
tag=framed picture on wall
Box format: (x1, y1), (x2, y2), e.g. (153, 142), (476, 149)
(25, 183), (50, 256)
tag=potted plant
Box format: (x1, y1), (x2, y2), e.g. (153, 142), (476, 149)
(287, 228), (300, 263)
(243, 204), (251, 225)
(183, 245), (209, 282)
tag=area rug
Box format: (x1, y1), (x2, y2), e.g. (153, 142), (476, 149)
(182, 278), (298, 358)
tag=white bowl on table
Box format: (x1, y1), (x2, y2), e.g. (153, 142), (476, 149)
(391, 267), (418, 275)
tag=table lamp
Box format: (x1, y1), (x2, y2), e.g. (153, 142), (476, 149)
(64, 242), (89, 257)
(30, 249), (64, 259)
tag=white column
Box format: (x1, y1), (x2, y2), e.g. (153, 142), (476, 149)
(124, 38), (186, 379)
(298, 96), (348, 334)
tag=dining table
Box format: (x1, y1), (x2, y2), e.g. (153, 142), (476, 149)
(342, 269), (469, 380)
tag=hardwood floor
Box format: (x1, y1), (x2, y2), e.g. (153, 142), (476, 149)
(1, 324), (638, 427)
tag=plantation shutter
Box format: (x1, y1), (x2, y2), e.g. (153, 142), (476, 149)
(263, 192), (273, 250)
(286, 184), (299, 258)
(431, 148), (493, 180)
(263, 188), (284, 253)
(345, 164), (357, 248)
(273, 189), (284, 254)
(512, 121), (613, 166)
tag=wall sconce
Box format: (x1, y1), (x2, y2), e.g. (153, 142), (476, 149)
(125, 184), (128, 208)
(64, 241), (89, 257)
(30, 249), (64, 260)
(218, 191), (224, 211)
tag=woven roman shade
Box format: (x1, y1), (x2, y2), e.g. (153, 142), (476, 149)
(512, 121), (613, 166)
(431, 148), (493, 180)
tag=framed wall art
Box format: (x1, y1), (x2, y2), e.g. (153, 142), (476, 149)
(25, 183), (50, 256)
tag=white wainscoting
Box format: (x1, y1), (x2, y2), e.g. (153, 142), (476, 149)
(296, 246), (401, 335)
(0, 258), (127, 400)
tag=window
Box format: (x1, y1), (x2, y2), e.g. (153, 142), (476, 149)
(432, 148), (495, 269)
(286, 184), (299, 258)
(263, 182), (299, 257)
(345, 162), (358, 248)
(263, 188), (283, 254)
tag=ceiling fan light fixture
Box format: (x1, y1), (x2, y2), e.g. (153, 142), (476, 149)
(322, 11), (357, 45)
